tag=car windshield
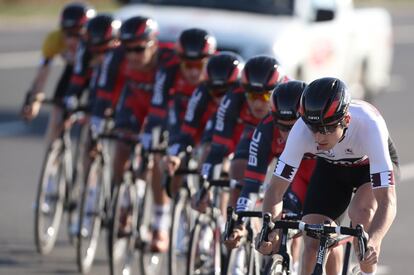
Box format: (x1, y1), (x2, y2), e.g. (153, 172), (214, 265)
(131, 0), (294, 15)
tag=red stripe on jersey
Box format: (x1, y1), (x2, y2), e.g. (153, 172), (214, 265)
(212, 135), (235, 151)
(96, 89), (113, 101)
(244, 170), (266, 182)
(181, 124), (197, 136)
(149, 107), (167, 118)
(71, 75), (86, 86)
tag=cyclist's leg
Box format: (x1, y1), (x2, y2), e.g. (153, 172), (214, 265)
(301, 159), (354, 275)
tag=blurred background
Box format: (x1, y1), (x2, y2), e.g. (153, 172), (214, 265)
(0, 0), (413, 274)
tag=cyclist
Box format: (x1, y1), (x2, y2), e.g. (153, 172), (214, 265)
(142, 28), (216, 252)
(224, 81), (342, 275)
(198, 56), (289, 210)
(163, 52), (244, 191)
(21, 2), (96, 141)
(257, 77), (399, 275)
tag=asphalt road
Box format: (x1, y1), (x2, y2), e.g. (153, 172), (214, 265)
(1, 5), (414, 275)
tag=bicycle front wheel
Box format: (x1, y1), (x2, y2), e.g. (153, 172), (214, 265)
(109, 178), (140, 275)
(186, 214), (222, 275)
(34, 139), (66, 255)
(76, 156), (105, 274)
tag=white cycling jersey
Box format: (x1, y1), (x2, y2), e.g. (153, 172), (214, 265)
(274, 100), (395, 188)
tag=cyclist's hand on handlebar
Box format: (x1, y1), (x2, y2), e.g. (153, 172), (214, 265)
(21, 92), (43, 121)
(359, 239), (379, 269)
(163, 155), (181, 176)
(255, 229), (279, 255)
(224, 224), (247, 250)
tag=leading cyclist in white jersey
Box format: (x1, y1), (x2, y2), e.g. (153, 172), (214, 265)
(257, 77), (399, 275)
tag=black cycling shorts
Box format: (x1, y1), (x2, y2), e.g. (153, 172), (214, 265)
(53, 64), (73, 100)
(302, 158), (371, 221)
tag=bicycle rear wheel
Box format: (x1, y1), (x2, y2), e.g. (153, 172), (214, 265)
(76, 156), (105, 274)
(186, 214), (222, 275)
(109, 177), (141, 275)
(34, 139), (66, 255)
(168, 188), (195, 275)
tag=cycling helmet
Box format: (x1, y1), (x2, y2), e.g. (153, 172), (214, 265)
(176, 28), (216, 60)
(271, 81), (307, 121)
(205, 52), (244, 90)
(241, 56), (282, 92)
(85, 14), (120, 47)
(300, 77), (351, 126)
(60, 2), (96, 30)
(120, 16), (159, 43)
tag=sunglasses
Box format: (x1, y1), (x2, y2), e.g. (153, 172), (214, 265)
(274, 121), (294, 132)
(125, 40), (154, 54)
(306, 120), (343, 135)
(181, 59), (206, 70)
(246, 91), (271, 102)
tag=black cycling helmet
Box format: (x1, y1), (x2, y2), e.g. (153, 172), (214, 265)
(205, 52), (244, 91)
(176, 28), (216, 60)
(60, 2), (95, 30)
(241, 55), (282, 93)
(300, 77), (351, 126)
(271, 80), (307, 121)
(85, 14), (120, 47)
(120, 16), (159, 43)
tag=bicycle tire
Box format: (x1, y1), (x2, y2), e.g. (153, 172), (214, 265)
(34, 140), (66, 255)
(168, 189), (194, 275)
(263, 254), (287, 275)
(76, 156), (105, 274)
(186, 215), (222, 275)
(108, 177), (140, 275)
(138, 180), (166, 275)
(67, 123), (89, 244)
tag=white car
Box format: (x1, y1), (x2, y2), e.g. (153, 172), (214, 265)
(116, 0), (393, 100)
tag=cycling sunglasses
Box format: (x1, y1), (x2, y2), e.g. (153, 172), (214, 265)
(274, 121), (294, 132)
(306, 120), (343, 135)
(246, 91), (271, 102)
(181, 59), (206, 70)
(125, 40), (154, 54)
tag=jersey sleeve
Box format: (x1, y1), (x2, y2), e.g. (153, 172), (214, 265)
(274, 119), (313, 182)
(92, 50), (126, 118)
(65, 41), (91, 97)
(167, 86), (210, 156)
(363, 118), (395, 188)
(114, 84), (140, 132)
(41, 30), (65, 61)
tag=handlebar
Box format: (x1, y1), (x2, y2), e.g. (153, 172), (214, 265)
(224, 207), (262, 241)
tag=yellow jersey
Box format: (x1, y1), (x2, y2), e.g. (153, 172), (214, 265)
(41, 29), (76, 64)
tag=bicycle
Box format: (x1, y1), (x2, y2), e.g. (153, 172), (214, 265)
(186, 178), (231, 275)
(224, 207), (263, 275)
(258, 213), (368, 275)
(33, 99), (88, 255)
(76, 118), (114, 274)
(107, 132), (166, 275)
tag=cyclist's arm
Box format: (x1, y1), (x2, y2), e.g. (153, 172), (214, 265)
(364, 120), (397, 247)
(237, 118), (274, 212)
(113, 85), (140, 133)
(263, 120), (311, 219)
(65, 41), (91, 98)
(92, 50), (126, 118)
(168, 86), (210, 156)
(201, 90), (241, 178)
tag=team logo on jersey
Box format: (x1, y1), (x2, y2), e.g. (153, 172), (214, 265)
(248, 130), (262, 166)
(345, 148), (354, 155)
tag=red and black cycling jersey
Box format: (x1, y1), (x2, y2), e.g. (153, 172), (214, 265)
(65, 40), (93, 100)
(201, 86), (262, 178)
(167, 83), (220, 156)
(144, 62), (198, 137)
(236, 114), (316, 212)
